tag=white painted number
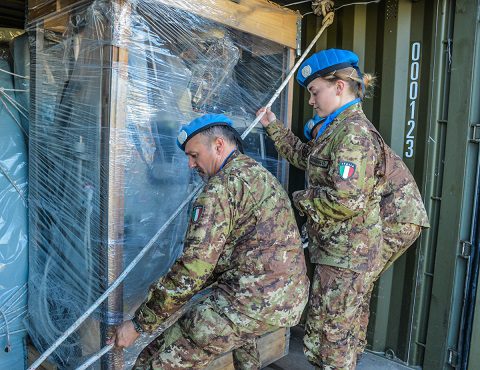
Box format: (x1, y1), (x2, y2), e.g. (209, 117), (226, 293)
(405, 42), (421, 158)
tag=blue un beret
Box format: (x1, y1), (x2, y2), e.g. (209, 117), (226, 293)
(304, 114), (325, 141)
(177, 113), (235, 151)
(296, 49), (360, 88)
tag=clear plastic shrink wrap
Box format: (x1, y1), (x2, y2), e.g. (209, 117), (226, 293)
(0, 48), (29, 368)
(25, 0), (295, 367)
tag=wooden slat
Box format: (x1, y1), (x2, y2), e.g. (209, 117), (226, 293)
(157, 0), (298, 49)
(28, 0), (298, 49)
(258, 327), (289, 366)
(206, 327), (289, 370)
(206, 352), (236, 370)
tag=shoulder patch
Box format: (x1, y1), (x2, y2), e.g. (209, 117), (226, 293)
(338, 161), (356, 179)
(191, 205), (204, 223)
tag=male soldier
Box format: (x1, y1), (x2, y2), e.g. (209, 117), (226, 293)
(111, 114), (309, 369)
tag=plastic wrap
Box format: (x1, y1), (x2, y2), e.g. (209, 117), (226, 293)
(0, 52), (28, 368)
(25, 0), (294, 368)
(11, 33), (31, 133)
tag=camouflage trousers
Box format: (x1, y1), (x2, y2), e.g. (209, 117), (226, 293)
(133, 296), (275, 370)
(304, 223), (421, 370)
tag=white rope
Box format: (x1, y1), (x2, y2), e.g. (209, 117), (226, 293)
(335, 0), (381, 11)
(241, 13), (333, 140)
(0, 89), (29, 116)
(76, 343), (114, 370)
(0, 67), (29, 79)
(28, 183), (203, 370)
(283, 0), (310, 6)
(0, 162), (28, 204)
(31, 13), (334, 370)
(75, 288), (214, 370)
(298, 0), (382, 17)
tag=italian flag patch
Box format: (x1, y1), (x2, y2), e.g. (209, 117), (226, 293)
(338, 161), (356, 180)
(191, 205), (204, 223)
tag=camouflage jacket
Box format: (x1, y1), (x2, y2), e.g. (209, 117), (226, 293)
(134, 151), (309, 332)
(265, 103), (429, 271)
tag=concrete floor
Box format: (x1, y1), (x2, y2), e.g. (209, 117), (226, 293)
(264, 327), (415, 370)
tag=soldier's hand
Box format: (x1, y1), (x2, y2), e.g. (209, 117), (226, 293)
(108, 320), (140, 348)
(256, 107), (276, 127)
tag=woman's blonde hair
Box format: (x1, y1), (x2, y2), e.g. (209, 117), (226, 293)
(323, 67), (376, 99)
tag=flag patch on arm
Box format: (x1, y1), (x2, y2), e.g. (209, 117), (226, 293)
(191, 205), (204, 223)
(338, 161), (356, 179)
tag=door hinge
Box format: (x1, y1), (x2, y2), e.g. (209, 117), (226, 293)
(460, 241), (472, 258)
(469, 124), (480, 143)
(447, 347), (459, 367)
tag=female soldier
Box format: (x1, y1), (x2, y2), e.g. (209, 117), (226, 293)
(257, 48), (429, 370)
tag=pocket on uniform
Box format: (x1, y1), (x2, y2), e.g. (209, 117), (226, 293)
(181, 304), (237, 355)
(308, 155), (331, 185)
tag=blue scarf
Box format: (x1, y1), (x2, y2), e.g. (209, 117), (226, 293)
(218, 149), (237, 172)
(315, 98), (361, 140)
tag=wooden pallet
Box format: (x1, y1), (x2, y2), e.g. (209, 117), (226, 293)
(207, 327), (290, 370)
(27, 327), (289, 369)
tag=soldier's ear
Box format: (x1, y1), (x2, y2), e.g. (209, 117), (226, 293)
(336, 80), (345, 95)
(214, 136), (224, 154)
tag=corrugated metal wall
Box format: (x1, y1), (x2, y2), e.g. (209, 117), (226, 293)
(289, 1), (480, 369)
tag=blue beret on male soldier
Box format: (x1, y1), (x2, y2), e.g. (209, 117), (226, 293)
(296, 49), (360, 88)
(304, 114), (325, 141)
(177, 113), (234, 150)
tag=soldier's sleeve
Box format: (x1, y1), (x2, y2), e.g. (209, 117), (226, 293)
(133, 181), (232, 332)
(265, 120), (313, 171)
(293, 128), (376, 222)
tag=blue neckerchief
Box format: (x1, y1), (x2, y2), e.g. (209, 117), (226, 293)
(315, 98), (361, 140)
(218, 149), (237, 172)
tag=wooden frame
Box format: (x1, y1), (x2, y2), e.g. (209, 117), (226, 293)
(28, 0), (299, 49)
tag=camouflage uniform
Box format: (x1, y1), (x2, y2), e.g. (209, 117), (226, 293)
(133, 151), (309, 369)
(265, 103), (429, 369)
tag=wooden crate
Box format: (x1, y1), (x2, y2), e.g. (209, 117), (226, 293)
(28, 327), (289, 369)
(207, 327), (290, 370)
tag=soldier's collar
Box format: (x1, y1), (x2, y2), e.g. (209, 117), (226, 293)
(333, 101), (362, 124)
(217, 149), (240, 174)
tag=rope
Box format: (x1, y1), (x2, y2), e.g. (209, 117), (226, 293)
(241, 11), (334, 140)
(0, 67), (29, 79)
(75, 288), (214, 370)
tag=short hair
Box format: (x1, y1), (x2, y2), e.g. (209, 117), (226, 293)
(199, 125), (238, 147)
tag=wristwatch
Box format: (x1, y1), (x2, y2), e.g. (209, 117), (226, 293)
(131, 317), (144, 334)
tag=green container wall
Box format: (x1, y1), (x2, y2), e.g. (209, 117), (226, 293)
(289, 1), (480, 369)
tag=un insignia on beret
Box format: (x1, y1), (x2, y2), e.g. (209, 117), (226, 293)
(301, 65), (312, 78)
(178, 130), (188, 145)
(307, 119), (314, 130)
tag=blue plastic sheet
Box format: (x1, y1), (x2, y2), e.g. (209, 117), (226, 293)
(0, 55), (28, 369)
